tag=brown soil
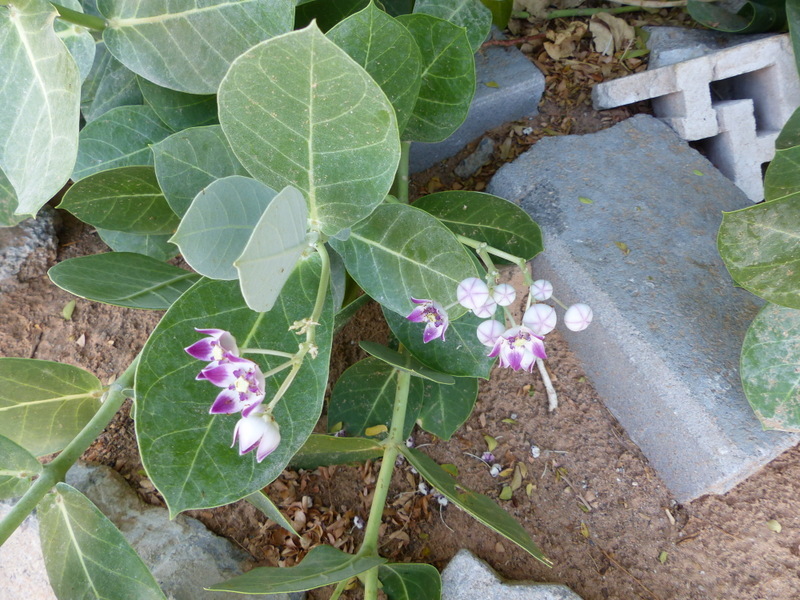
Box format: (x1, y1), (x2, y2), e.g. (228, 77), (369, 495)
(3, 8), (800, 600)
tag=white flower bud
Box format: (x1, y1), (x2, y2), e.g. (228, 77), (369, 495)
(457, 277), (490, 310)
(564, 303), (593, 331)
(530, 280), (553, 301)
(476, 319), (505, 347)
(472, 297), (497, 318)
(492, 283), (516, 306)
(522, 304), (557, 336)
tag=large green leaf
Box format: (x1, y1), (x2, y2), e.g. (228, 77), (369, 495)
(48, 252), (200, 309)
(415, 376), (478, 440)
(208, 545), (385, 594)
(38, 483), (166, 600)
(288, 434), (383, 469)
(0, 169), (24, 228)
(379, 563), (442, 600)
(0, 358), (103, 457)
(0, 0), (81, 217)
(295, 0), (370, 30)
(135, 257), (333, 515)
(245, 489), (297, 535)
(98, 0), (294, 94)
(73, 105), (172, 181)
(740, 303), (800, 431)
(329, 203), (478, 318)
(0, 434), (42, 500)
(413, 0), (492, 53)
(55, 0), (96, 82)
(81, 41), (144, 123)
(218, 22), (400, 237)
(401, 446), (551, 566)
(137, 76), (218, 131)
(776, 106), (800, 151)
(96, 228), (178, 261)
(329, 357), (423, 438)
(327, 3), (423, 133)
(234, 185), (310, 312)
(152, 125), (249, 217)
(360, 341), (455, 384)
(687, 0), (786, 33)
(764, 139), (800, 203)
(170, 176), (278, 281)
(718, 197), (800, 309)
(58, 166), (180, 235)
(413, 191), (543, 262)
(384, 306), (495, 378)
(396, 13), (475, 143)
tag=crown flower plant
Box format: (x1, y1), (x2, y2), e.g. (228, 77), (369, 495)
(0, 1), (594, 598)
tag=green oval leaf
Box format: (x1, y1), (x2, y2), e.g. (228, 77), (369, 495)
(96, 228), (178, 261)
(741, 303), (800, 432)
(718, 197), (800, 309)
(58, 166), (179, 235)
(764, 143), (800, 203)
(395, 13), (475, 142)
(55, 0), (96, 82)
(171, 176), (278, 281)
(413, 191), (543, 262)
(218, 22), (400, 236)
(327, 3), (423, 133)
(379, 563), (442, 600)
(245, 489), (298, 536)
(401, 446), (551, 566)
(1, 0), (81, 217)
(416, 376), (478, 440)
(288, 434), (383, 470)
(152, 125), (250, 217)
(73, 105), (172, 181)
(687, 0), (786, 33)
(137, 76), (218, 131)
(208, 545), (385, 594)
(99, 0), (294, 94)
(38, 483), (166, 600)
(0, 358), (103, 457)
(329, 357), (422, 438)
(81, 41), (144, 123)
(234, 185), (309, 312)
(413, 0), (492, 53)
(329, 203), (478, 318)
(48, 252), (200, 309)
(384, 306), (495, 378)
(0, 435), (42, 500)
(135, 257), (333, 515)
(295, 0), (370, 30)
(360, 341), (455, 384)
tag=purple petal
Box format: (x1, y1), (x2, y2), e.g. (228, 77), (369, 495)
(200, 363), (238, 387)
(185, 338), (216, 361)
(507, 348), (523, 370)
(241, 396), (265, 418)
(210, 389), (244, 414)
(406, 306), (426, 322)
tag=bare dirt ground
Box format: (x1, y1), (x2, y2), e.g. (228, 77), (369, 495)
(2, 6), (799, 600)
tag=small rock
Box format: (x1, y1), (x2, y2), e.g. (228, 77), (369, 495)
(0, 206), (59, 287)
(455, 137), (496, 179)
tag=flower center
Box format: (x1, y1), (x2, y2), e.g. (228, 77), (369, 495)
(211, 343), (225, 361)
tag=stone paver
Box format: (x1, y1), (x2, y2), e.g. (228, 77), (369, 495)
(441, 550), (583, 600)
(488, 114), (800, 502)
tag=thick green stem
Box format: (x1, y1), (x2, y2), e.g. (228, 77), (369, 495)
(357, 368), (412, 599)
(392, 141), (412, 204)
(51, 3), (107, 30)
(0, 355), (139, 546)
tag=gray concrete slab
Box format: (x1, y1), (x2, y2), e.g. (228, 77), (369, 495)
(410, 38), (544, 173)
(488, 114), (800, 502)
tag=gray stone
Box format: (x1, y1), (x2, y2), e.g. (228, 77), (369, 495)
(0, 501), (57, 600)
(455, 137), (496, 178)
(0, 205), (59, 287)
(410, 32), (544, 173)
(441, 550), (583, 600)
(488, 114), (800, 502)
(644, 26), (770, 70)
(63, 463), (303, 600)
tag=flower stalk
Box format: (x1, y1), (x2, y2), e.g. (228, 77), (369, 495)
(51, 3), (107, 30)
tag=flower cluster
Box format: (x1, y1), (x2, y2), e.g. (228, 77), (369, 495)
(186, 328), (280, 462)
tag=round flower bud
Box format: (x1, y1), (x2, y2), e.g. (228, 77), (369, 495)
(564, 303), (593, 331)
(492, 283), (516, 307)
(457, 277), (490, 310)
(522, 304), (557, 336)
(472, 297), (497, 318)
(530, 279), (553, 301)
(476, 319), (505, 347)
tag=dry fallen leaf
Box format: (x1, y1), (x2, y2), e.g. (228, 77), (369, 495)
(589, 13), (635, 56)
(544, 22), (587, 61)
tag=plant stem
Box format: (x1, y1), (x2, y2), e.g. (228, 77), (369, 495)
(456, 234), (532, 285)
(0, 354), (139, 546)
(357, 368), (412, 599)
(51, 3), (107, 30)
(393, 141), (411, 204)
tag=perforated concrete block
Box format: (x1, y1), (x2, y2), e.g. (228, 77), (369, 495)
(592, 33), (800, 201)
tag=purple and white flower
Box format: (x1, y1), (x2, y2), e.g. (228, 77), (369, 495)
(530, 280), (554, 301)
(185, 328), (239, 363)
(201, 355), (266, 417)
(476, 319), (505, 347)
(457, 278), (490, 311)
(564, 303), (593, 332)
(522, 304), (557, 336)
(232, 411), (281, 462)
(488, 325), (546, 372)
(492, 283), (516, 307)
(406, 298), (449, 343)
